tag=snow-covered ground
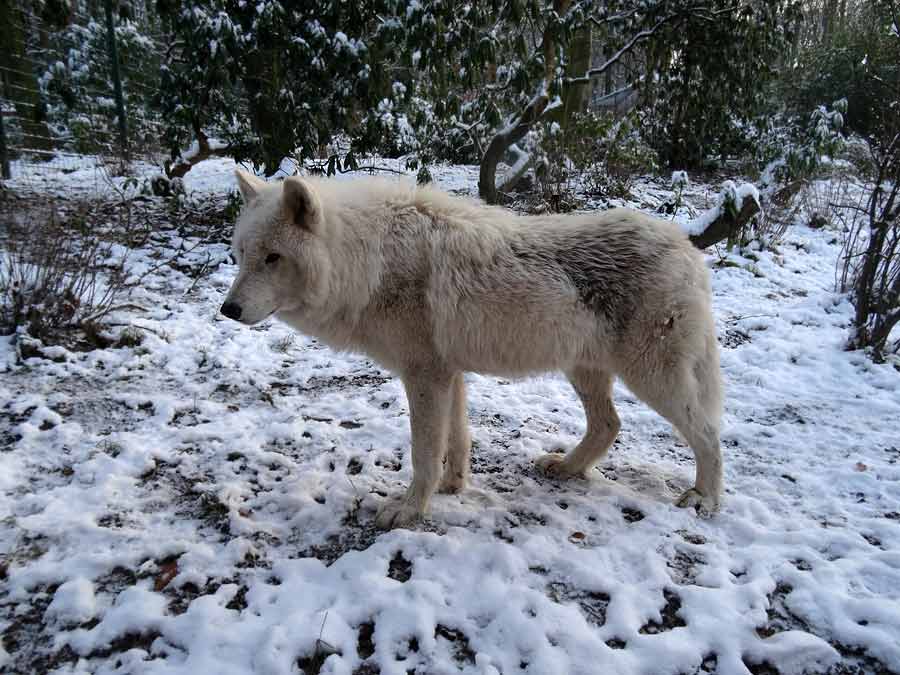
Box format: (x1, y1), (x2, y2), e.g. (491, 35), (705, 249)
(2, 159), (899, 675)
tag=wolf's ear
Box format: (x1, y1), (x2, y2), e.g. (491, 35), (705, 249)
(281, 176), (322, 232)
(235, 169), (266, 204)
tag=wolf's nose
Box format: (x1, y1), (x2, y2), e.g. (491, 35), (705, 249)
(220, 302), (242, 320)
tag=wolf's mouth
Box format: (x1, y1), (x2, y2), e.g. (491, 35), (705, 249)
(234, 308), (278, 327)
(248, 310), (277, 326)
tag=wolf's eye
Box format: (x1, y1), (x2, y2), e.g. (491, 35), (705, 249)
(265, 253), (281, 265)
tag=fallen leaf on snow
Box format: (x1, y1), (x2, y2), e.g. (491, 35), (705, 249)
(155, 560), (178, 591)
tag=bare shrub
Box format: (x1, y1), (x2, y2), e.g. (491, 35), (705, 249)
(799, 164), (860, 230)
(0, 199), (137, 344)
(754, 181), (800, 249)
(0, 185), (231, 352)
(533, 112), (658, 211)
(838, 136), (900, 359)
(753, 161), (866, 251)
(749, 100), (850, 249)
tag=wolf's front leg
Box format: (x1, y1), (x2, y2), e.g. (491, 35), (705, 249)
(375, 372), (453, 529)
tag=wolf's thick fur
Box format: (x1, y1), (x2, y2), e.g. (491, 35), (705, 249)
(223, 171), (723, 528)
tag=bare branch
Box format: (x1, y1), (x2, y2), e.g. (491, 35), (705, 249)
(570, 4), (741, 85)
(567, 14), (682, 85)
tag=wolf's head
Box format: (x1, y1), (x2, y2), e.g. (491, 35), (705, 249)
(221, 170), (332, 325)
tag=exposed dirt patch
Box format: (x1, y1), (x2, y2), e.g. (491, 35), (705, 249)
(546, 581), (610, 627)
(435, 624), (476, 666)
(85, 630), (162, 660)
(226, 585), (249, 611)
(756, 404), (809, 427)
(301, 373), (392, 397)
(697, 653), (718, 673)
(668, 548), (703, 585)
(298, 648), (338, 675)
(757, 583), (807, 638)
(639, 589), (686, 634)
(303, 523), (382, 567)
(388, 551), (413, 582)
(0, 586), (72, 675)
(676, 530), (706, 545)
(722, 328), (751, 348)
(352, 665), (381, 675)
(357, 621), (376, 659)
(622, 506), (645, 523)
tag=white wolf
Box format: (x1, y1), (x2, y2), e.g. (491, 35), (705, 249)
(222, 171), (723, 528)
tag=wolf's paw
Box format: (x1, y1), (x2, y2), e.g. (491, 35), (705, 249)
(675, 488), (720, 517)
(375, 499), (423, 530)
(536, 453), (585, 479)
(438, 471), (468, 494)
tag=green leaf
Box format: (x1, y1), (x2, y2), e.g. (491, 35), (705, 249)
(416, 165), (432, 184)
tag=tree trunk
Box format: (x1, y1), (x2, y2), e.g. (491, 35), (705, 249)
(561, 25), (592, 129)
(478, 92), (550, 204)
(869, 308), (900, 359)
(478, 0), (571, 203)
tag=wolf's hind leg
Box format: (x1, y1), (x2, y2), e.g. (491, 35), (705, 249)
(439, 373), (471, 494)
(537, 368), (619, 478)
(622, 347), (723, 516)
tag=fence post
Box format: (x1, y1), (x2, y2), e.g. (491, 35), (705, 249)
(104, 0), (128, 161)
(0, 100), (10, 179)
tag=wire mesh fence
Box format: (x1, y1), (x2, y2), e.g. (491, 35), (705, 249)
(0, 0), (166, 195)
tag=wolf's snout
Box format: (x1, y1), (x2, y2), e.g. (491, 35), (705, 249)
(220, 301), (243, 321)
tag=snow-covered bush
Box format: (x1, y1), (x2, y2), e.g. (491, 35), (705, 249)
(638, 1), (801, 169)
(156, 0), (410, 177)
(739, 100), (849, 248)
(532, 120), (582, 211)
(786, 101), (847, 180)
(38, 16), (161, 157)
(756, 100), (847, 187)
(782, 0), (899, 142)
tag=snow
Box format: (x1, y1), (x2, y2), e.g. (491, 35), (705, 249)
(498, 144), (531, 190)
(45, 578), (97, 626)
(2, 159), (900, 674)
(671, 170), (689, 189)
(2, 154), (155, 197)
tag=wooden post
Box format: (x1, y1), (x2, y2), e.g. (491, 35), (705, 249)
(104, 0), (128, 161)
(0, 103), (10, 179)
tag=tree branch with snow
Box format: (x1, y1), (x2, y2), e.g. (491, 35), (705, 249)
(165, 128), (231, 180)
(684, 182), (762, 250)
